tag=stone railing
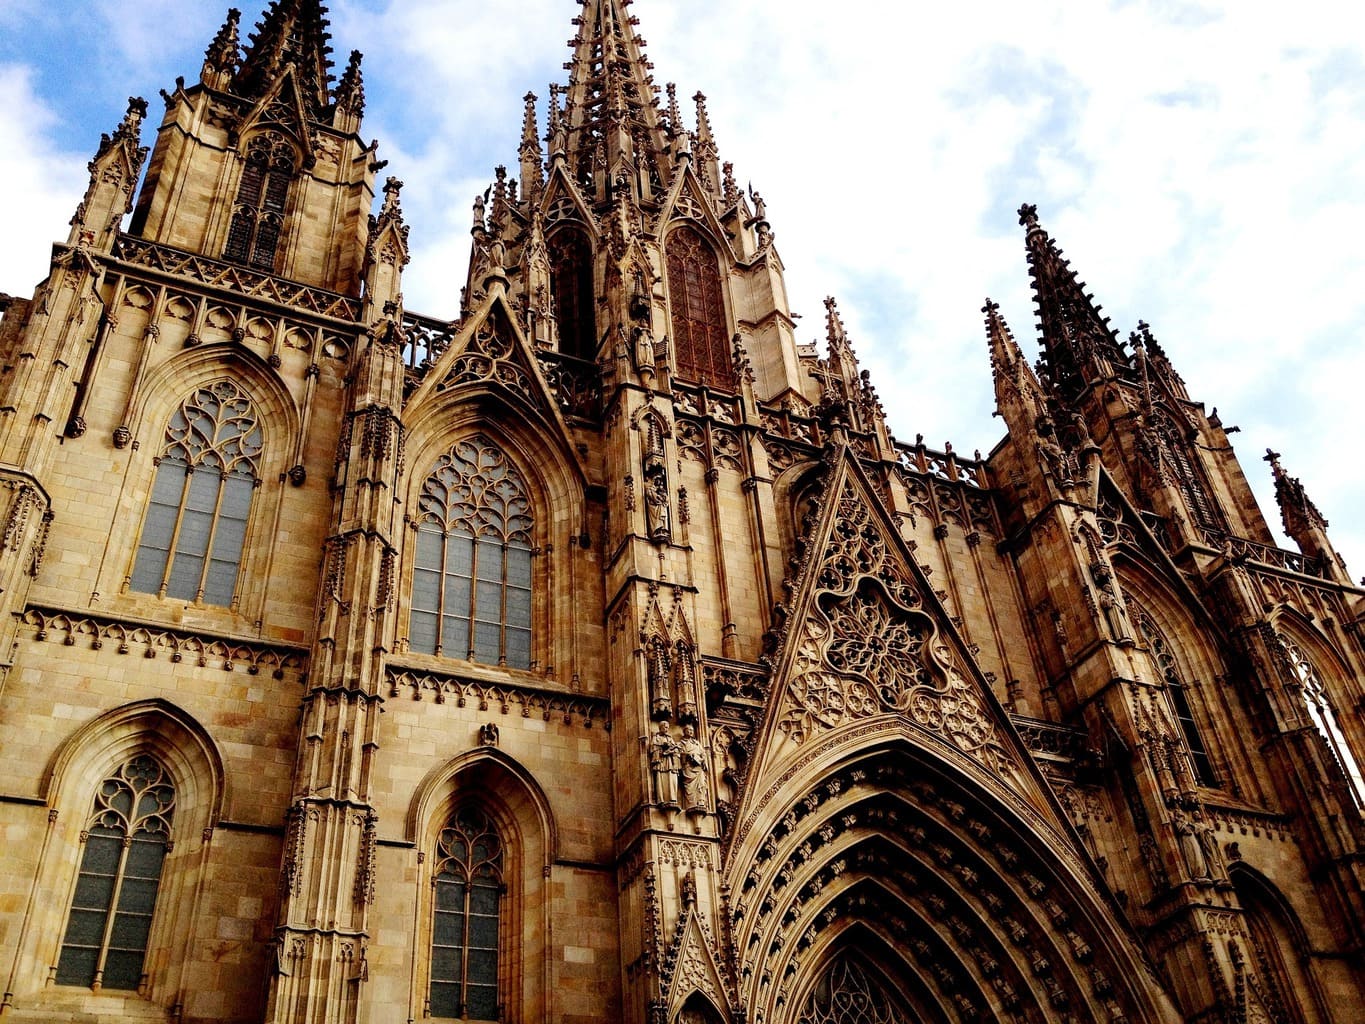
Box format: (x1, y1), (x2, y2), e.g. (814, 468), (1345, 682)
(1201, 528), (1328, 579)
(112, 237), (361, 321)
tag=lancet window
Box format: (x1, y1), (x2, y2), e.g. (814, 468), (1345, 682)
(223, 132), (296, 270)
(547, 228), (596, 360)
(666, 225), (734, 389)
(1131, 603), (1218, 786)
(1281, 638), (1365, 809)
(429, 807), (503, 1021)
(410, 438), (533, 669)
(56, 755), (176, 991)
(130, 381), (262, 606)
(1155, 413), (1217, 529)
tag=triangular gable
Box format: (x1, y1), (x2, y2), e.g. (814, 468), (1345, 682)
(539, 163), (599, 239)
(665, 904), (735, 1020)
(735, 446), (1065, 821)
(236, 65), (316, 166)
(403, 290), (581, 472)
(655, 163), (735, 260)
(1093, 468), (1216, 624)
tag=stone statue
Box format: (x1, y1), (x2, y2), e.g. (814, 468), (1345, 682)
(645, 472), (670, 542)
(678, 724), (709, 813)
(649, 722), (680, 806)
(1174, 810), (1210, 881)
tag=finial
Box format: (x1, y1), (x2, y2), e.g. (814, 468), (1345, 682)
(824, 296), (847, 346)
(1263, 448), (1282, 470)
(1018, 202), (1040, 230)
(693, 91), (713, 140)
(666, 83), (682, 136)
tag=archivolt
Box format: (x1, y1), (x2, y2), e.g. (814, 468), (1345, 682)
(728, 739), (1177, 1024)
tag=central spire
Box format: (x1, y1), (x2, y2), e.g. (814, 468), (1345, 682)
(560, 0), (671, 201)
(234, 0), (335, 117)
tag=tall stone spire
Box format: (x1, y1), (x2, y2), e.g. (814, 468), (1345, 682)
(1019, 203), (1129, 401)
(1264, 449), (1348, 582)
(201, 7), (242, 90)
(234, 0), (335, 117)
(560, 0), (669, 203)
(985, 297), (1046, 419)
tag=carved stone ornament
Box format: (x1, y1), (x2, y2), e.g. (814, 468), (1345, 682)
(777, 476), (1014, 775)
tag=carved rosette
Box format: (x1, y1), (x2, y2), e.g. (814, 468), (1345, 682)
(778, 480), (1014, 775)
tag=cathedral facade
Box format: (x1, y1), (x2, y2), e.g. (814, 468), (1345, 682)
(0, 2), (1362, 1022)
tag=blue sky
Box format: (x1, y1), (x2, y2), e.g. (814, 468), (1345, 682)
(2, 0), (1363, 569)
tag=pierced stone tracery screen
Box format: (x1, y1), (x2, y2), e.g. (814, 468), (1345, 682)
(430, 807), (503, 1021)
(56, 754), (175, 991)
(410, 437), (533, 669)
(130, 380), (262, 606)
(666, 225), (734, 390)
(1282, 638), (1365, 809)
(796, 955), (911, 1024)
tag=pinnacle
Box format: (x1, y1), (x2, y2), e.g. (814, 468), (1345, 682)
(1265, 448), (1328, 532)
(204, 7), (242, 76)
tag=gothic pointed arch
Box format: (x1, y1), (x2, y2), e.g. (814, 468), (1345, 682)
(406, 748), (556, 1024)
(1229, 865), (1330, 1024)
(788, 938), (943, 1024)
(223, 130), (301, 271)
(546, 225), (597, 360)
(665, 224), (735, 390)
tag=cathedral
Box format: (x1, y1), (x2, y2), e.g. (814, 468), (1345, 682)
(0, 1), (1363, 1022)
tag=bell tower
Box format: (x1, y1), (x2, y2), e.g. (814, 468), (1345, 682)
(128, 2), (377, 294)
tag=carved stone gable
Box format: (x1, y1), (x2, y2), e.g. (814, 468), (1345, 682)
(772, 468), (1015, 776)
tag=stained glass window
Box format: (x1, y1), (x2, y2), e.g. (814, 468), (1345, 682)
(410, 438), (533, 669)
(130, 380), (262, 606)
(547, 229), (596, 360)
(430, 807), (503, 1021)
(56, 755), (175, 991)
(224, 132), (295, 270)
(666, 225), (734, 390)
(1282, 638), (1365, 809)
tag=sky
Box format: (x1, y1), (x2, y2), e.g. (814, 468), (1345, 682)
(1, 0), (1362, 570)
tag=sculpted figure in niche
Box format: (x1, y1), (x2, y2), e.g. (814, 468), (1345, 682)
(650, 722), (680, 806)
(1174, 809), (1210, 881)
(644, 471), (671, 542)
(679, 724), (709, 813)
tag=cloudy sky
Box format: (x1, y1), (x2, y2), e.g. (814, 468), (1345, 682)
(2, 0), (1362, 568)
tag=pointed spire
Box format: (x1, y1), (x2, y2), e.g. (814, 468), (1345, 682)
(520, 92), (546, 197)
(561, 0), (669, 202)
(1130, 319), (1188, 400)
(1019, 203), (1129, 402)
(985, 298), (1047, 414)
(693, 91), (720, 195)
(69, 98), (150, 251)
(332, 49), (365, 125)
(202, 7), (242, 89)
(234, 0), (335, 118)
(1265, 449), (1328, 532)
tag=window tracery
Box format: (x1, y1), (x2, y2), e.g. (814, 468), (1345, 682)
(223, 132), (296, 270)
(547, 228), (596, 360)
(795, 954), (910, 1024)
(410, 437), (533, 669)
(56, 754), (176, 991)
(1281, 638), (1365, 808)
(430, 807), (503, 1021)
(1129, 601), (1218, 786)
(130, 380), (262, 606)
(666, 225), (734, 389)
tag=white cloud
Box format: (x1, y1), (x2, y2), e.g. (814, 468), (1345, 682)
(6, 0), (1364, 570)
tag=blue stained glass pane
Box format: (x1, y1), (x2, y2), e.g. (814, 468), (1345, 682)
(505, 586), (531, 624)
(473, 621), (500, 665)
(415, 528), (444, 571)
(55, 945), (99, 987)
(506, 629), (531, 670)
(507, 545), (532, 588)
(447, 534), (474, 576)
(444, 571), (471, 613)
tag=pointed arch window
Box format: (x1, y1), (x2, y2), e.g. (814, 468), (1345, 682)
(224, 132), (296, 270)
(430, 807), (503, 1021)
(410, 438), (533, 669)
(1130, 602), (1218, 786)
(1155, 413), (1217, 529)
(56, 755), (175, 991)
(129, 381), (262, 606)
(1281, 638), (1365, 809)
(547, 228), (596, 360)
(666, 225), (734, 390)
